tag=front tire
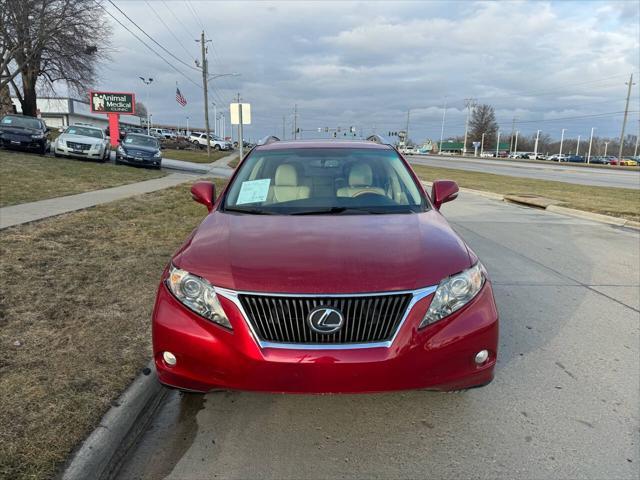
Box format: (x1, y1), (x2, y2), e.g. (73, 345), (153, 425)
(213, 144), (221, 151)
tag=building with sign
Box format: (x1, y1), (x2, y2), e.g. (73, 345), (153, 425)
(10, 97), (142, 130)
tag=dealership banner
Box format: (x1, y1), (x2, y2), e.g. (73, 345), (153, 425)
(89, 91), (135, 114)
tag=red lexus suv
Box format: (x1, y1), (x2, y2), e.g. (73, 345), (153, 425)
(152, 137), (499, 393)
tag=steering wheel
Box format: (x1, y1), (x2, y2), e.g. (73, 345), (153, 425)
(352, 190), (386, 198)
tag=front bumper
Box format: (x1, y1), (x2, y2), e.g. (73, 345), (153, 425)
(55, 144), (105, 160)
(0, 136), (46, 151)
(116, 153), (161, 168)
(152, 281), (499, 394)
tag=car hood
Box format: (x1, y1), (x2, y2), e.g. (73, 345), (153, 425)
(0, 125), (40, 136)
(60, 134), (103, 144)
(121, 144), (158, 154)
(173, 210), (472, 294)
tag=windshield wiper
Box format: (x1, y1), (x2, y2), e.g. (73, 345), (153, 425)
(224, 206), (275, 215)
(290, 207), (389, 215)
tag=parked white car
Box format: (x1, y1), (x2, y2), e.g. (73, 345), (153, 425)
(53, 124), (110, 162)
(149, 128), (175, 139)
(548, 154), (568, 162)
(189, 132), (232, 150)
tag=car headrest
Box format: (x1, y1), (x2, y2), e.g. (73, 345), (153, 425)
(349, 163), (373, 187)
(275, 164), (298, 186)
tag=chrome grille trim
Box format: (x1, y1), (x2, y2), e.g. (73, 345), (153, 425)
(215, 286), (437, 350)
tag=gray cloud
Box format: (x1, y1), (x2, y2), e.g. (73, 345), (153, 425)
(95, 0), (639, 141)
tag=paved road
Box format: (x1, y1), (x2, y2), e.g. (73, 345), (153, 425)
(117, 192), (639, 480)
(410, 154), (640, 189)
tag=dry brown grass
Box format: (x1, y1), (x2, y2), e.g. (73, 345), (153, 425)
(0, 178), (227, 480)
(0, 150), (165, 207)
(412, 164), (640, 222)
(162, 148), (229, 163)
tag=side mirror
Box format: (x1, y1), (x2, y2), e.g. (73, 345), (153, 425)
(431, 180), (459, 209)
(191, 181), (216, 212)
(58, 127), (64, 133)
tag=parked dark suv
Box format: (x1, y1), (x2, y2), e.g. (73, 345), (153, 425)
(0, 114), (50, 154)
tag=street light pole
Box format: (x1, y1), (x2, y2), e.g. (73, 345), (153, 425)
(495, 130), (500, 157)
(587, 127), (595, 164)
(438, 97), (447, 155)
(559, 128), (566, 158)
(462, 98), (476, 155)
(604, 141), (609, 157)
(480, 132), (485, 157)
(139, 76), (153, 135)
(513, 130), (519, 155)
(617, 73), (635, 164)
(576, 135), (581, 155)
(534, 129), (541, 159)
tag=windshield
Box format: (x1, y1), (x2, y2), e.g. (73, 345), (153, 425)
(1, 115), (43, 130)
(223, 148), (426, 215)
(65, 126), (103, 139)
(123, 135), (159, 148)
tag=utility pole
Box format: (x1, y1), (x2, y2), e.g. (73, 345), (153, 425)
(575, 135), (580, 155)
(635, 120), (639, 157)
(405, 109), (411, 146)
(293, 104), (298, 139)
(439, 97), (447, 155)
(212, 102), (217, 136)
(559, 128), (566, 157)
(587, 127), (595, 163)
(480, 132), (485, 157)
(534, 129), (541, 159)
(462, 98), (476, 155)
(617, 73), (635, 164)
(139, 77), (153, 135)
(198, 31), (212, 159)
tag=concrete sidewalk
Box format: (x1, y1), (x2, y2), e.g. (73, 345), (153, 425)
(1, 173), (197, 229)
(161, 151), (237, 175)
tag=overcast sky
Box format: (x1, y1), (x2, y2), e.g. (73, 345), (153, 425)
(95, 0), (639, 142)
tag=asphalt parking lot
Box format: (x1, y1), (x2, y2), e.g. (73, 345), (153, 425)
(116, 190), (639, 480)
(411, 154), (640, 189)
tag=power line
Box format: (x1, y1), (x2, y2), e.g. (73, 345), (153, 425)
(185, 0), (205, 30)
(161, 0), (194, 40)
(145, 1), (194, 61)
(108, 0), (200, 73)
(94, 1), (202, 89)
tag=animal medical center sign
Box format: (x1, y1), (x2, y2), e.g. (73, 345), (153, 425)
(89, 91), (135, 114)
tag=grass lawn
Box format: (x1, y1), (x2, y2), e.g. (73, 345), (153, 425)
(0, 178), (227, 480)
(0, 150), (165, 207)
(163, 148), (230, 163)
(228, 156), (240, 168)
(412, 164), (640, 222)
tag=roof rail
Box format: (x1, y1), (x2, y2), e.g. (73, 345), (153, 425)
(257, 135), (280, 145)
(366, 134), (393, 145)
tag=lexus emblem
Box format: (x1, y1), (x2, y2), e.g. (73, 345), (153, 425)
(307, 306), (344, 334)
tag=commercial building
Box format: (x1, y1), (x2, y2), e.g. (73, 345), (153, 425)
(10, 97), (142, 129)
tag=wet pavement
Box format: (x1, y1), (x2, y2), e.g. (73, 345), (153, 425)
(116, 190), (640, 480)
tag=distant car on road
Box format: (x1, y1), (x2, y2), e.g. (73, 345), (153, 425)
(588, 156), (610, 165)
(620, 157), (638, 166)
(189, 132), (232, 150)
(53, 124), (110, 162)
(115, 133), (162, 169)
(527, 153), (547, 160)
(0, 114), (50, 155)
(565, 155), (585, 163)
(399, 145), (417, 155)
(548, 154), (569, 162)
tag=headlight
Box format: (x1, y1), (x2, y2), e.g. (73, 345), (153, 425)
(57, 139), (66, 147)
(154, 150), (162, 158)
(117, 145), (125, 155)
(166, 265), (232, 329)
(419, 263), (486, 328)
(32, 133), (44, 139)
(90, 143), (100, 151)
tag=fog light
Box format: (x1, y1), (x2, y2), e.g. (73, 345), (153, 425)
(474, 350), (489, 364)
(163, 351), (177, 366)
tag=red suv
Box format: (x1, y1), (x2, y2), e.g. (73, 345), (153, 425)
(152, 138), (499, 393)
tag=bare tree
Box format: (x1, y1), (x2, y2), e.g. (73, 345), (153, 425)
(0, 0), (111, 117)
(135, 101), (148, 118)
(469, 104), (498, 146)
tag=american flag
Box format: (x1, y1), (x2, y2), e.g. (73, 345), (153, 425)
(176, 87), (187, 107)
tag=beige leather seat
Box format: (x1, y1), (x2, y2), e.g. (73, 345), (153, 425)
(269, 164), (311, 203)
(337, 163), (386, 198)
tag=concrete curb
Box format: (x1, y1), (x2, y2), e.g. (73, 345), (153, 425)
(60, 361), (166, 480)
(421, 181), (639, 230)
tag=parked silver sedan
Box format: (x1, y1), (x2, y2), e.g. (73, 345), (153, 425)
(53, 125), (110, 162)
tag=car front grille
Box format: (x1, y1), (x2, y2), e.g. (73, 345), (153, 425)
(239, 293), (412, 344)
(67, 141), (91, 151)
